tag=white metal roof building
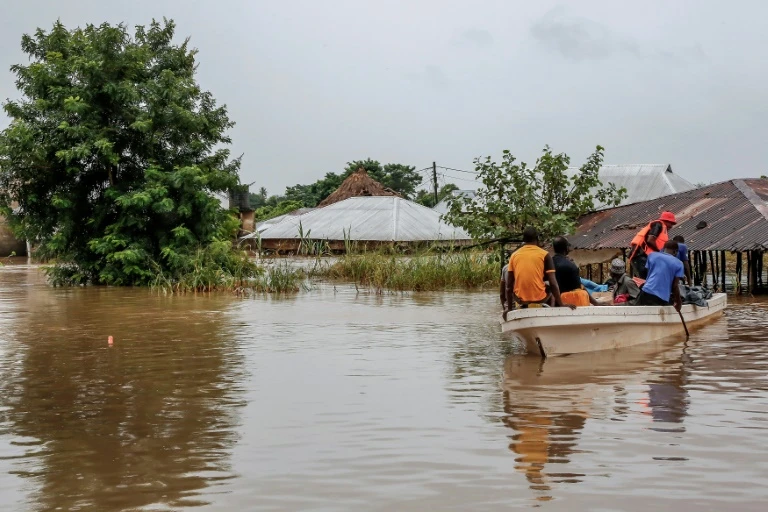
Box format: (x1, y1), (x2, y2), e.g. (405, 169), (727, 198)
(567, 164), (695, 209)
(242, 196), (470, 247)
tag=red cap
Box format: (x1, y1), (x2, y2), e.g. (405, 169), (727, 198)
(660, 211), (677, 224)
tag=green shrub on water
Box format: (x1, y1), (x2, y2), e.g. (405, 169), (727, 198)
(251, 264), (308, 293)
(146, 246), (307, 294)
(320, 250), (498, 292)
(147, 242), (262, 293)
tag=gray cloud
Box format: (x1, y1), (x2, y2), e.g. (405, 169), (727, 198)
(1, 0), (767, 194)
(531, 9), (642, 60)
(459, 28), (494, 48)
(531, 7), (709, 65)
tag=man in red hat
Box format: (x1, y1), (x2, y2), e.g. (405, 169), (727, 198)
(628, 211), (677, 279)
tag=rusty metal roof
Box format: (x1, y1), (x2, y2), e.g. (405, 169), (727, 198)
(571, 179), (768, 252)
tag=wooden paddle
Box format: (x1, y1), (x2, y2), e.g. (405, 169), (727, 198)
(678, 309), (689, 339)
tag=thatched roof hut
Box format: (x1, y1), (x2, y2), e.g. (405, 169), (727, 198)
(318, 169), (400, 207)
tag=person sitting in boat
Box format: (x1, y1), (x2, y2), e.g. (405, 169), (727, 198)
(608, 258), (640, 304)
(628, 211), (677, 279)
(673, 235), (693, 285)
(503, 227), (574, 321)
(635, 240), (684, 311)
(552, 236), (600, 307)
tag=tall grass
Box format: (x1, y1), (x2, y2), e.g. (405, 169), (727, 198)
(319, 250), (498, 292)
(148, 246), (307, 295)
(251, 264), (308, 293)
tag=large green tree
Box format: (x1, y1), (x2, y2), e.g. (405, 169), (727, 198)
(442, 145), (626, 242)
(0, 19), (253, 286)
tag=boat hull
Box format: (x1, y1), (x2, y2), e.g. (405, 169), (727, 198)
(500, 293), (727, 357)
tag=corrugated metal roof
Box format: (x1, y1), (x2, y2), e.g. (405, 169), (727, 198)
(244, 196), (471, 242)
(567, 164), (696, 208)
(570, 179), (768, 252)
(254, 208), (314, 234)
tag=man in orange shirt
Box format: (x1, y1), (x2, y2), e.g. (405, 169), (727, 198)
(503, 227), (574, 321)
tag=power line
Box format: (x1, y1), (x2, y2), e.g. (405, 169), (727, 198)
(440, 172), (478, 183)
(437, 165), (477, 174)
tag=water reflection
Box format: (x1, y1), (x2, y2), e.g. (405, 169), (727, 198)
(500, 336), (699, 501)
(1, 264), (767, 511)
(0, 266), (245, 511)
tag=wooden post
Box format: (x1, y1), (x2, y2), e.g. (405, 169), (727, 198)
(691, 251), (698, 286)
(697, 251), (704, 286)
(747, 251), (754, 293)
(432, 162), (439, 205)
(736, 252), (743, 293)
(702, 251), (708, 288)
(709, 251), (718, 291)
(721, 251), (727, 293)
(599, 262), (604, 284)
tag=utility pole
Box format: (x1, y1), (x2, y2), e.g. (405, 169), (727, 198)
(432, 161), (438, 205)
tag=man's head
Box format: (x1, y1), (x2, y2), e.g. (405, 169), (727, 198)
(610, 258), (626, 278)
(552, 236), (569, 255)
(522, 226), (538, 244)
(664, 239), (679, 256)
(673, 235), (684, 243)
(660, 211), (677, 229)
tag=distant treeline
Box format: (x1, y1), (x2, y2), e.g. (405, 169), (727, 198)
(249, 158), (458, 222)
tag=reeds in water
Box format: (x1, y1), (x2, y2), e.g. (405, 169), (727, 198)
(251, 264), (308, 293)
(319, 250), (498, 292)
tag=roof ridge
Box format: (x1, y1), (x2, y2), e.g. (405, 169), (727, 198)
(661, 167), (674, 191)
(733, 179), (768, 223)
(392, 196), (399, 240)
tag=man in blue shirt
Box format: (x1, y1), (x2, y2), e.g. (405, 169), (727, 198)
(635, 240), (684, 311)
(673, 235), (692, 285)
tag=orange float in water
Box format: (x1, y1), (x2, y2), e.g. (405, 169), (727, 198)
(108, 336), (114, 346)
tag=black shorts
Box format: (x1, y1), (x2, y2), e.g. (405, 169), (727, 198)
(631, 253), (649, 279)
(635, 290), (670, 306)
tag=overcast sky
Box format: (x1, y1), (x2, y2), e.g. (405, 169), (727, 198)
(2, 0), (767, 194)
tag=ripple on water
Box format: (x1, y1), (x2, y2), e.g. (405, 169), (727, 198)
(0, 266), (767, 510)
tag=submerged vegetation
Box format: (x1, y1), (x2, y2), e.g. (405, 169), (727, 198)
(251, 264), (308, 294)
(317, 250), (499, 292)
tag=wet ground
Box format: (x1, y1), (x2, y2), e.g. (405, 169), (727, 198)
(0, 263), (766, 511)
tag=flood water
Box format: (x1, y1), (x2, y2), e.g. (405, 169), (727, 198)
(0, 264), (767, 511)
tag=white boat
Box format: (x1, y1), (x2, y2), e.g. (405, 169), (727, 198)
(500, 293), (727, 357)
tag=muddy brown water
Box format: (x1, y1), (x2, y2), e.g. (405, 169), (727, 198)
(0, 263), (767, 511)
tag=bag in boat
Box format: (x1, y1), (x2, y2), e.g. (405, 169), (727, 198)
(678, 284), (713, 307)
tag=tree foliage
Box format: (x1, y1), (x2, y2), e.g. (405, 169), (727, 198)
(344, 159), (422, 199)
(253, 200), (304, 223)
(282, 158), (422, 207)
(442, 146), (626, 242)
(0, 19), (255, 286)
(414, 183), (459, 208)
(285, 172), (344, 207)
